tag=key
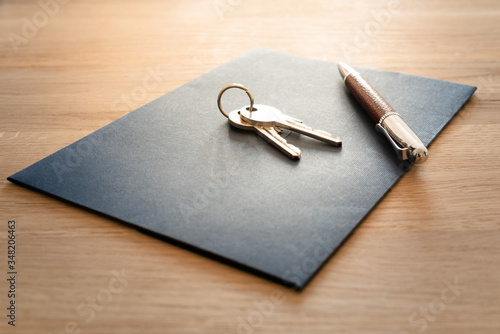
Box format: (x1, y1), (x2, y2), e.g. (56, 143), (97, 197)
(239, 104), (342, 147)
(227, 109), (301, 159)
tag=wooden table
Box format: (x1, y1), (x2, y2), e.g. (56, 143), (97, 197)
(1, 0), (499, 333)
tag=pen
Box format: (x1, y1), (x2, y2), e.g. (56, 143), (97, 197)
(338, 62), (428, 164)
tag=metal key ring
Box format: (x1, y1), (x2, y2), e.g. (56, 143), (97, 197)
(217, 84), (254, 118)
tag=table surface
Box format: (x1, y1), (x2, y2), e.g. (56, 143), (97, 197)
(1, 0), (499, 333)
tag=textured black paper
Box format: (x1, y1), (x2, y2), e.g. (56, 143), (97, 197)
(8, 48), (476, 289)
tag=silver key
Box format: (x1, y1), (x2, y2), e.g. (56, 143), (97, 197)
(228, 109), (301, 159)
(240, 104), (342, 147)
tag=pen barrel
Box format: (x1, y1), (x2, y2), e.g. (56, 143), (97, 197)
(344, 72), (395, 123)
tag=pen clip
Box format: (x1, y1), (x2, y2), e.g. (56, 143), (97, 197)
(376, 122), (409, 161)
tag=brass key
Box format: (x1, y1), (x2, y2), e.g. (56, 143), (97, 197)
(228, 109), (301, 159)
(217, 83), (340, 160)
(240, 104), (341, 147)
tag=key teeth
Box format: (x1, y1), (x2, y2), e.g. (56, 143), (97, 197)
(314, 129), (334, 138)
(264, 127), (301, 159)
(288, 120), (312, 130)
(270, 129), (301, 156)
(268, 128), (284, 141)
(287, 120), (337, 141)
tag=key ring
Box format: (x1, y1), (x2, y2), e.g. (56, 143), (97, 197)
(217, 84), (254, 118)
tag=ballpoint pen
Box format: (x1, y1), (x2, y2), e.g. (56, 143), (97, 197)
(338, 62), (428, 164)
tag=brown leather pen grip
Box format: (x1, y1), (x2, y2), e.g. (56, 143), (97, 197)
(344, 73), (396, 123)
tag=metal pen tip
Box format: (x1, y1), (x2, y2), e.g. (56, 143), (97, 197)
(337, 62), (357, 81)
(410, 146), (429, 164)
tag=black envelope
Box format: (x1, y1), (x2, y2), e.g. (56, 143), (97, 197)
(8, 48), (476, 289)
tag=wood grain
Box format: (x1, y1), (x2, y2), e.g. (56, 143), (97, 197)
(1, 0), (499, 333)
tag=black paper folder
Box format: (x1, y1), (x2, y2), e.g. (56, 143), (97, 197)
(8, 48), (476, 289)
